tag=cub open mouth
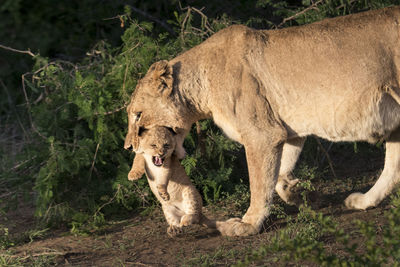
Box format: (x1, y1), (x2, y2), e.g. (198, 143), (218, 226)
(152, 156), (164, 167)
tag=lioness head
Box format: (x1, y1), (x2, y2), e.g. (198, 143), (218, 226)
(124, 60), (189, 158)
(137, 126), (177, 167)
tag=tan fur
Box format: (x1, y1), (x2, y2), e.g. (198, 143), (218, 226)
(125, 7), (400, 236)
(129, 127), (224, 236)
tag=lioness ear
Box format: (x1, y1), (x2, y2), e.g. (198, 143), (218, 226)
(166, 127), (177, 136)
(148, 60), (173, 97)
(138, 127), (147, 137)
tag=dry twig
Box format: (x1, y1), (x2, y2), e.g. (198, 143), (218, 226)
(0, 44), (36, 57)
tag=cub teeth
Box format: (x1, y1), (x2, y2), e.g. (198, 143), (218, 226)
(153, 156), (164, 166)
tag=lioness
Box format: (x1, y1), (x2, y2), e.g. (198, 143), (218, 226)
(129, 126), (225, 236)
(125, 6), (400, 236)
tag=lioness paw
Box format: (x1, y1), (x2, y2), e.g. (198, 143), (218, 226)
(217, 218), (258, 236)
(276, 176), (302, 206)
(344, 192), (371, 210)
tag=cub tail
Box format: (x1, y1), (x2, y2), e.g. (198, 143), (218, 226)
(384, 85), (400, 105)
(199, 214), (227, 234)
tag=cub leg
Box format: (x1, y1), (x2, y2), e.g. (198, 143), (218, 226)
(156, 184), (170, 201)
(155, 160), (173, 201)
(276, 137), (305, 205)
(162, 205), (183, 237)
(180, 186), (201, 227)
(128, 153), (145, 181)
(345, 128), (400, 210)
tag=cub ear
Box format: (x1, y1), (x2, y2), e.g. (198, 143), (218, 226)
(147, 60), (173, 97)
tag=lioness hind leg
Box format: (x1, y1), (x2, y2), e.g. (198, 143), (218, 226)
(276, 137), (305, 205)
(345, 128), (400, 210)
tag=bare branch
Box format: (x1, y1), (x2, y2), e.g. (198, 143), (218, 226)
(336, 0), (360, 10)
(277, 0), (325, 28)
(0, 44), (36, 57)
(21, 73), (46, 140)
(315, 137), (337, 179)
(191, 7), (214, 35)
(89, 143), (100, 182)
(179, 6), (215, 45)
(128, 5), (176, 36)
(93, 184), (121, 218)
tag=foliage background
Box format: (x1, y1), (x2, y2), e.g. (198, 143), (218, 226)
(1, 0), (399, 235)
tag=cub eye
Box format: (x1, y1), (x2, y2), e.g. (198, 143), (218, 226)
(151, 144), (157, 148)
(163, 144), (170, 149)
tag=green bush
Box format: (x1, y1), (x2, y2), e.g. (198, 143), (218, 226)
(21, 9), (237, 228)
(27, 21), (173, 226)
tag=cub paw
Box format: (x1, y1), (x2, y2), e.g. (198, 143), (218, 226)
(128, 169), (144, 181)
(167, 225), (183, 237)
(158, 191), (170, 201)
(180, 214), (200, 227)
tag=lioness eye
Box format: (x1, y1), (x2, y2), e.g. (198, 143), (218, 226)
(133, 112), (142, 122)
(151, 144), (157, 148)
(163, 144), (170, 149)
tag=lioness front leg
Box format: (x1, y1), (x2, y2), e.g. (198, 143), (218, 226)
(345, 128), (400, 210)
(275, 137), (305, 206)
(219, 139), (284, 236)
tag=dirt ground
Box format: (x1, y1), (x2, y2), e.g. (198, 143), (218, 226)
(1, 193), (391, 266)
(0, 143), (393, 266)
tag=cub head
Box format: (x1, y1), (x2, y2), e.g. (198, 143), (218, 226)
(124, 60), (190, 158)
(137, 126), (177, 167)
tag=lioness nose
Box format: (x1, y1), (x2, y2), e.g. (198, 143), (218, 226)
(124, 144), (133, 151)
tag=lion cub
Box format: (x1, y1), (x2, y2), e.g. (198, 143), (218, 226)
(128, 126), (204, 236)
